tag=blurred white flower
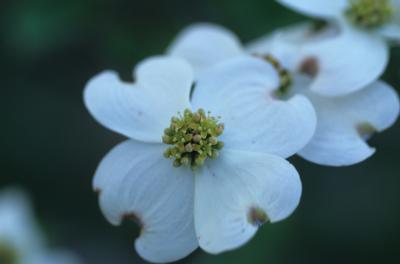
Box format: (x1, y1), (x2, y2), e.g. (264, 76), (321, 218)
(286, 75), (399, 166)
(274, 0), (400, 95)
(84, 56), (316, 262)
(169, 23), (399, 166)
(170, 22), (388, 96)
(277, 0), (400, 43)
(249, 24), (400, 166)
(168, 24), (243, 77)
(0, 188), (83, 264)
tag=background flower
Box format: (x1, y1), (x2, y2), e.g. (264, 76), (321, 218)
(247, 24), (400, 166)
(277, 0), (400, 42)
(0, 188), (83, 264)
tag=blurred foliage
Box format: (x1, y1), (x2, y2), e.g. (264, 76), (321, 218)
(1, 0), (399, 263)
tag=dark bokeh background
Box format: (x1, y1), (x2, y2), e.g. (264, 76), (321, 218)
(1, 0), (400, 263)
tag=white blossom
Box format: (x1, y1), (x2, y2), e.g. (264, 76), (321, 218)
(84, 56), (316, 262)
(0, 188), (83, 264)
(277, 0), (400, 43)
(171, 22), (388, 96)
(249, 23), (400, 165)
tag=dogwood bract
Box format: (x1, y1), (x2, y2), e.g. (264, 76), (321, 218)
(169, 23), (400, 166)
(0, 188), (83, 264)
(84, 56), (317, 263)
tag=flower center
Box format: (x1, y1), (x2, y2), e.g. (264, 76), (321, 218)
(163, 109), (224, 170)
(263, 54), (292, 97)
(0, 242), (18, 264)
(346, 0), (395, 28)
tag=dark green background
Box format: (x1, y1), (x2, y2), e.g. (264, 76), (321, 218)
(1, 0), (400, 263)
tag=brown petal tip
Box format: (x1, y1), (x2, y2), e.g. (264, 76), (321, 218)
(299, 57), (319, 77)
(248, 207), (269, 227)
(357, 122), (377, 140)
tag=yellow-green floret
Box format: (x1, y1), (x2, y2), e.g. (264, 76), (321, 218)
(163, 109), (224, 170)
(346, 0), (395, 28)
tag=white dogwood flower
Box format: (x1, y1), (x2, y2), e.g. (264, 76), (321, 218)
(170, 22), (388, 96)
(84, 56), (316, 263)
(249, 23), (399, 165)
(169, 23), (400, 166)
(277, 0), (400, 43)
(0, 188), (83, 264)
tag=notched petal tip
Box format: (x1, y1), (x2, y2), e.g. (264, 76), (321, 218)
(299, 57), (319, 76)
(356, 122), (377, 140)
(122, 212), (145, 235)
(93, 188), (102, 195)
(247, 207), (270, 227)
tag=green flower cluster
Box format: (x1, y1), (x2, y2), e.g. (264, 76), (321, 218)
(163, 109), (225, 170)
(346, 0), (394, 28)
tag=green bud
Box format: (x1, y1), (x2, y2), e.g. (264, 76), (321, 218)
(193, 134), (202, 143)
(164, 128), (173, 136)
(198, 109), (206, 117)
(185, 143), (193, 152)
(181, 156), (190, 166)
(215, 141), (224, 150)
(209, 136), (218, 145)
(163, 149), (171, 158)
(193, 113), (201, 122)
(210, 150), (219, 159)
(173, 159), (181, 167)
(162, 135), (172, 144)
(195, 155), (206, 166)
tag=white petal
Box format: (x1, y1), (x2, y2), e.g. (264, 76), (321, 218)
(295, 75), (400, 166)
(84, 57), (193, 142)
(194, 149), (301, 254)
(277, 0), (347, 19)
(167, 23), (243, 76)
(192, 56), (317, 158)
(93, 140), (197, 263)
(301, 24), (389, 96)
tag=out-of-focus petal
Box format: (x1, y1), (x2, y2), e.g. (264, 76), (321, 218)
(168, 23), (243, 76)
